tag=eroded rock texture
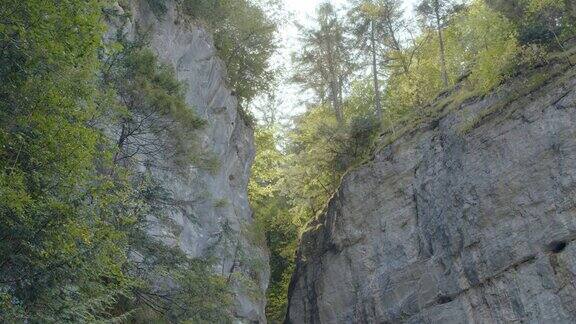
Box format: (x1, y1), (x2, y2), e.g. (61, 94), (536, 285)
(287, 64), (576, 323)
(109, 1), (268, 322)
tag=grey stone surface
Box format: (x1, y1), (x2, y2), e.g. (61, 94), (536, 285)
(108, 1), (268, 322)
(287, 65), (576, 323)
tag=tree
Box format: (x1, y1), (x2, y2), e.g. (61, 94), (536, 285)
(454, 1), (518, 91)
(380, 0), (519, 125)
(292, 3), (354, 125)
(0, 1), (236, 321)
(348, 0), (385, 120)
(416, 0), (463, 87)
(0, 0), (135, 321)
(249, 126), (297, 322)
(348, 0), (412, 121)
(101, 36), (204, 170)
(99, 20), (235, 323)
(249, 71), (287, 127)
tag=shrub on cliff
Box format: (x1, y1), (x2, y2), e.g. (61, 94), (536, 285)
(486, 0), (576, 46)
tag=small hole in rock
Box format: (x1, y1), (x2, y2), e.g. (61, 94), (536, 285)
(437, 295), (453, 305)
(548, 241), (567, 253)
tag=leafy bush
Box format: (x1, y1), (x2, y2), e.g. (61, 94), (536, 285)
(486, 0), (576, 46)
(125, 224), (232, 323)
(382, 0), (519, 124)
(452, 1), (519, 92)
(249, 127), (298, 322)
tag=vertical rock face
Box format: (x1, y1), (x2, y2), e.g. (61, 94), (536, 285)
(110, 1), (268, 322)
(287, 64), (576, 323)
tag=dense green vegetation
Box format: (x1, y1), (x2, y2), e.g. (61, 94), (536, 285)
(0, 1), (130, 320)
(0, 0), (276, 322)
(248, 0), (576, 321)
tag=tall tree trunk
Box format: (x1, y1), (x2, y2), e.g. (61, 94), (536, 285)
(325, 31), (344, 126)
(384, 12), (410, 75)
(333, 81), (344, 126)
(330, 80), (344, 125)
(434, 0), (449, 87)
(370, 19), (383, 121)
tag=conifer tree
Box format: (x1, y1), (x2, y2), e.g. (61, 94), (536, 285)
(348, 0), (410, 120)
(292, 3), (354, 125)
(416, 0), (463, 87)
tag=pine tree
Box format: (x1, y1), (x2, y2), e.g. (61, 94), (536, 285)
(416, 0), (463, 87)
(348, 0), (410, 120)
(292, 3), (354, 125)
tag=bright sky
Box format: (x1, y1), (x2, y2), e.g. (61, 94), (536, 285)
(262, 0), (419, 121)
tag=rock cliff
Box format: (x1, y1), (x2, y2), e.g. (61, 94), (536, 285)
(287, 60), (576, 323)
(109, 1), (268, 322)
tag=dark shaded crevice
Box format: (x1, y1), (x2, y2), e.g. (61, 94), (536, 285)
(547, 240), (568, 254)
(436, 295), (454, 305)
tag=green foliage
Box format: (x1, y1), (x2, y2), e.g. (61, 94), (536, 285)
(101, 30), (233, 324)
(250, 2), (557, 319)
(0, 0), (135, 321)
(3, 0), (572, 322)
(486, 0), (576, 45)
(449, 1), (519, 91)
(102, 35), (205, 168)
(249, 84), (379, 321)
(292, 3), (353, 124)
(347, 0), (411, 118)
(125, 222), (232, 323)
(285, 85), (379, 225)
(141, 0), (279, 124)
(146, 0), (169, 17)
(214, 198), (229, 208)
(0, 1), (234, 322)
(249, 128), (298, 322)
(383, 0), (519, 123)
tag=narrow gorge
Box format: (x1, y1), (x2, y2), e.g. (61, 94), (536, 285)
(2, 0), (576, 323)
